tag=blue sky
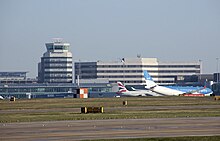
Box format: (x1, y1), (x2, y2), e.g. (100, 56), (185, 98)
(0, 0), (220, 77)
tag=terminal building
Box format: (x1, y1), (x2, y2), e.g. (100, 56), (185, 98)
(0, 82), (114, 99)
(75, 58), (201, 86)
(38, 40), (73, 83)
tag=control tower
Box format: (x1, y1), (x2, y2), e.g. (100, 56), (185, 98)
(38, 39), (73, 83)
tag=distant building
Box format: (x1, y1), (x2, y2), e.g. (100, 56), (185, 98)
(0, 72), (27, 80)
(38, 39), (73, 83)
(199, 74), (214, 84)
(75, 58), (201, 85)
(212, 82), (220, 95)
(0, 72), (37, 84)
(175, 74), (213, 87)
(213, 73), (220, 83)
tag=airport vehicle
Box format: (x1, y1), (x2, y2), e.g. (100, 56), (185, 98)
(0, 95), (4, 100)
(144, 70), (213, 96)
(117, 82), (162, 96)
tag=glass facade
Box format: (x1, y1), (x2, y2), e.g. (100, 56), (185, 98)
(0, 72), (27, 80)
(0, 85), (74, 98)
(0, 82), (113, 99)
(74, 62), (97, 80)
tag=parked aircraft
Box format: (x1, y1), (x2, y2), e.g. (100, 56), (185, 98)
(117, 82), (162, 96)
(144, 70), (213, 96)
(165, 86), (213, 96)
(0, 95), (4, 100)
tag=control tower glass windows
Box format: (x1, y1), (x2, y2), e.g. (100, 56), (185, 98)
(54, 45), (68, 50)
(46, 43), (69, 52)
(47, 46), (53, 51)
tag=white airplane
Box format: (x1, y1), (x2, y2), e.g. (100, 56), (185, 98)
(117, 82), (162, 96)
(144, 70), (212, 96)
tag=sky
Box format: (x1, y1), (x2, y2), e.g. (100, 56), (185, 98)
(0, 0), (220, 77)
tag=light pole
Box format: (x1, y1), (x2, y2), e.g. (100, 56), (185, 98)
(121, 58), (125, 84)
(217, 58), (219, 82)
(77, 60), (81, 87)
(199, 59), (202, 82)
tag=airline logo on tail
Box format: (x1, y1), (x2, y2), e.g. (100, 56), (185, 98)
(144, 70), (153, 81)
(143, 70), (157, 89)
(117, 82), (128, 94)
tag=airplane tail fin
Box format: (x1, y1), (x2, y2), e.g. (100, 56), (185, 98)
(117, 82), (128, 94)
(143, 70), (158, 89)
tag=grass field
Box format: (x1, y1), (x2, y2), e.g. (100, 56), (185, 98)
(0, 96), (220, 123)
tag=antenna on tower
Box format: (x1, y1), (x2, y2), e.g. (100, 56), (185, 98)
(52, 38), (63, 43)
(137, 54), (141, 58)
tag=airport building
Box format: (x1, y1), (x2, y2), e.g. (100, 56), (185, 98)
(0, 72), (27, 80)
(0, 82), (114, 99)
(0, 72), (37, 84)
(75, 58), (201, 86)
(38, 40), (73, 83)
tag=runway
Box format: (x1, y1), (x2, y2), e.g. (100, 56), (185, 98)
(1, 117), (220, 141)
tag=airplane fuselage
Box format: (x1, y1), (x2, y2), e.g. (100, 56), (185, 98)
(152, 86), (183, 96)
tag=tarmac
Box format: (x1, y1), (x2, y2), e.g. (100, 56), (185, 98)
(1, 117), (220, 141)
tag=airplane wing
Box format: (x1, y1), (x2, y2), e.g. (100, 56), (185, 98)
(131, 87), (136, 91)
(0, 95), (4, 100)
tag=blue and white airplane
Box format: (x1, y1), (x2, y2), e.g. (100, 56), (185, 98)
(144, 70), (213, 96)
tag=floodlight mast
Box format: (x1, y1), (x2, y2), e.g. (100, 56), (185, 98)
(217, 58), (219, 82)
(199, 59), (202, 81)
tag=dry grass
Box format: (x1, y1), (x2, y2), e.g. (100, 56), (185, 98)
(0, 96), (220, 123)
